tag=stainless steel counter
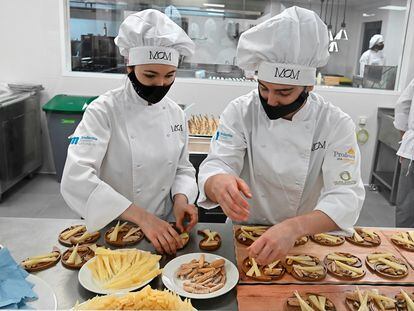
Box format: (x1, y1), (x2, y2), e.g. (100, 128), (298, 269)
(0, 217), (237, 310)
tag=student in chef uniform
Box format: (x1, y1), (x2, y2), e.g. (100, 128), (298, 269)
(61, 10), (198, 255)
(394, 78), (414, 227)
(359, 34), (386, 77)
(198, 6), (365, 265)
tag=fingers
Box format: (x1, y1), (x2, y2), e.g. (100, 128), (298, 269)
(255, 245), (273, 265)
(236, 177), (252, 198)
(220, 192), (249, 222)
(168, 224), (184, 249)
(219, 192), (246, 222)
(248, 236), (266, 259)
(175, 213), (185, 233)
(228, 186), (250, 214)
(157, 234), (175, 255)
(185, 205), (198, 232)
(149, 234), (164, 254)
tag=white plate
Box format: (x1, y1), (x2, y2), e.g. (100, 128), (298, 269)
(26, 274), (57, 310)
(161, 253), (238, 299)
(78, 256), (160, 295)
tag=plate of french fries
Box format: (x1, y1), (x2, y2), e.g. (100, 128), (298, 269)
(73, 285), (195, 310)
(78, 247), (162, 294)
(162, 253), (238, 299)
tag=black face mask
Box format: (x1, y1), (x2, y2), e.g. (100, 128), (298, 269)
(128, 71), (173, 104)
(258, 87), (309, 120)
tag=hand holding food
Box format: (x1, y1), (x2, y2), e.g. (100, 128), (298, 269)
(21, 246), (61, 272)
(74, 285), (193, 310)
(172, 194), (198, 233)
(86, 248), (161, 290)
(198, 229), (221, 251)
(170, 223), (190, 250)
(176, 254), (226, 294)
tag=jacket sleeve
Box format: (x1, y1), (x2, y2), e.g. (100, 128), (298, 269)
(359, 52), (368, 76)
(197, 102), (247, 209)
(314, 117), (365, 233)
(394, 79), (414, 132)
(60, 101), (132, 232)
(171, 116), (198, 204)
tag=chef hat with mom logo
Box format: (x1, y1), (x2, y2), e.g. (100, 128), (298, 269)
(236, 6), (329, 86)
(114, 9), (195, 67)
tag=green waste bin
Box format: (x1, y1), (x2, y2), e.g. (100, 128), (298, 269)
(42, 94), (98, 182)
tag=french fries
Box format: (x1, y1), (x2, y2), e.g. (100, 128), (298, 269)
(176, 254), (226, 294)
(325, 252), (365, 279)
(74, 285), (193, 310)
(366, 252), (408, 278)
(311, 233), (345, 246)
(87, 248), (161, 290)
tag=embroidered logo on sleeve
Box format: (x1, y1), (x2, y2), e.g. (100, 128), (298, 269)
(69, 136), (98, 145)
(215, 131), (233, 141)
(334, 170), (357, 185)
(333, 147), (356, 163)
(171, 124), (184, 132)
(312, 140), (326, 151)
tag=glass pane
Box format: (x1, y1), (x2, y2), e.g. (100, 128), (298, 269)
(68, 0), (409, 90)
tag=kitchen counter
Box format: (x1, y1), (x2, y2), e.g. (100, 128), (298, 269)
(0, 217), (237, 310)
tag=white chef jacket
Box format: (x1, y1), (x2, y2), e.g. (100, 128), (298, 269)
(394, 78), (414, 160)
(359, 50), (385, 76)
(198, 89), (365, 232)
(61, 79), (198, 232)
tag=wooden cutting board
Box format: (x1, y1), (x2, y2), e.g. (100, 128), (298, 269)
(237, 284), (414, 311)
(233, 225), (414, 285)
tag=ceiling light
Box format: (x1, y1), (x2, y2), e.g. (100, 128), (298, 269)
(329, 41), (339, 53)
(378, 5), (406, 11)
(205, 8), (224, 13)
(203, 3), (225, 8)
(362, 13), (375, 17)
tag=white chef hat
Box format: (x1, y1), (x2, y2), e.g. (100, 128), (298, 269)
(369, 34), (384, 49)
(237, 6), (329, 86)
(114, 9), (195, 67)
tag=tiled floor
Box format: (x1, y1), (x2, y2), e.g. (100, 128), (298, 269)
(0, 174), (396, 227)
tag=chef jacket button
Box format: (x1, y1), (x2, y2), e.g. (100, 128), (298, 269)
(136, 164), (142, 168)
(261, 144), (266, 148)
(261, 194), (266, 198)
(136, 188), (141, 194)
(162, 106), (166, 110)
(167, 134), (170, 137)
(130, 135), (135, 139)
(305, 124), (311, 130)
(161, 187), (166, 191)
(168, 161), (173, 165)
(295, 181), (300, 185)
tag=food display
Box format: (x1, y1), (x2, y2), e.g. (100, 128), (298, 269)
(61, 244), (98, 270)
(74, 285), (194, 310)
(104, 221), (144, 247)
(241, 257), (285, 282)
(324, 252), (365, 280)
(395, 290), (414, 311)
(366, 252), (409, 279)
(58, 225), (100, 247)
(198, 229), (221, 251)
(286, 291), (336, 311)
(188, 114), (219, 136)
(176, 254), (226, 294)
(346, 228), (381, 247)
(21, 246), (61, 272)
(311, 233), (345, 246)
(235, 226), (269, 246)
(86, 247), (161, 290)
(284, 255), (327, 281)
(391, 231), (414, 252)
(345, 287), (396, 311)
(295, 236), (309, 247)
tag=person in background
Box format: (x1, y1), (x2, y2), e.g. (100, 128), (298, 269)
(61, 10), (198, 255)
(198, 6), (365, 265)
(359, 34), (386, 77)
(394, 78), (414, 227)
